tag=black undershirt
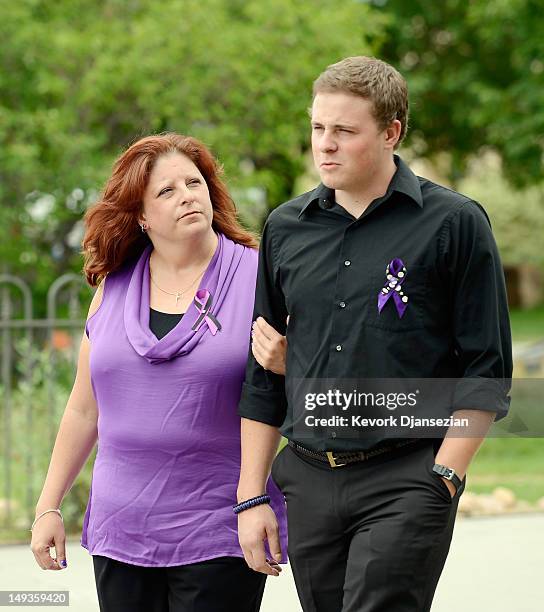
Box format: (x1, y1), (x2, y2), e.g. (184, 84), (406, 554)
(149, 307), (184, 340)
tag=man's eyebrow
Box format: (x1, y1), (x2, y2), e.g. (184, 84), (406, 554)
(310, 120), (358, 130)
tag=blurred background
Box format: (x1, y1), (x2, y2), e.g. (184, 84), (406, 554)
(1, 0), (543, 549)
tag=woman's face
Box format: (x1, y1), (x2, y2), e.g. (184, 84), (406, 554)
(140, 152), (214, 242)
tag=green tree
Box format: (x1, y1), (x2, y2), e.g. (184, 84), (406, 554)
(1, 0), (383, 303)
(458, 154), (544, 268)
(375, 0), (544, 187)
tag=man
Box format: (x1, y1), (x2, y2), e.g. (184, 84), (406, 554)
(236, 56), (512, 611)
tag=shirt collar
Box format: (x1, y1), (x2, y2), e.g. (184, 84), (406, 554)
(298, 154), (423, 219)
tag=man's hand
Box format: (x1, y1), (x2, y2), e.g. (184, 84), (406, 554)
(251, 316), (288, 375)
(238, 504), (283, 576)
(440, 477), (457, 498)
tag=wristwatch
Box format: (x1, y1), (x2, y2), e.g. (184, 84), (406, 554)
(432, 464), (462, 493)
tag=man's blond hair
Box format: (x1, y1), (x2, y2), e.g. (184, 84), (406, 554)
(313, 56), (409, 149)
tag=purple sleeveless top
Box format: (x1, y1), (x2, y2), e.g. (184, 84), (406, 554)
(81, 233), (287, 567)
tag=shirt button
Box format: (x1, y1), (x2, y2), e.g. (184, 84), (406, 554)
(339, 301), (346, 308)
(344, 260), (351, 267)
(336, 345), (342, 352)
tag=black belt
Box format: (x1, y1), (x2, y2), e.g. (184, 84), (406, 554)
(288, 438), (425, 468)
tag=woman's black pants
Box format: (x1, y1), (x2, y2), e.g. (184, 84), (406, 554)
(92, 555), (266, 612)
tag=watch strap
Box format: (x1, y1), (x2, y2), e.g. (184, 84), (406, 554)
(432, 464), (462, 492)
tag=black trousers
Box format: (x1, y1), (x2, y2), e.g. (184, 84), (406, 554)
(92, 555), (266, 612)
(271, 441), (465, 612)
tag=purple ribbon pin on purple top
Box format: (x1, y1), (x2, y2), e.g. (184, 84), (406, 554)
(191, 289), (222, 335)
(377, 258), (409, 318)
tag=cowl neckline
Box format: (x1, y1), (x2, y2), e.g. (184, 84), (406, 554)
(124, 232), (246, 364)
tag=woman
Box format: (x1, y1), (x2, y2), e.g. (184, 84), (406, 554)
(30, 133), (288, 612)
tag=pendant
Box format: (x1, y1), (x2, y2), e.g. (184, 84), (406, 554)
(175, 292), (181, 305)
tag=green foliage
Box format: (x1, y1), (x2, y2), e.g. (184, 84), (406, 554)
(457, 154), (544, 268)
(1, 0), (381, 294)
(0, 337), (93, 533)
(377, 0), (544, 187)
(2, 0), (543, 300)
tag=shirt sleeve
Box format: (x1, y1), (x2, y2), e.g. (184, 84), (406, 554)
(238, 218), (289, 426)
(440, 200), (513, 420)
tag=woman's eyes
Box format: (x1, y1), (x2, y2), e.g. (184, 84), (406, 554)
(158, 180), (201, 196)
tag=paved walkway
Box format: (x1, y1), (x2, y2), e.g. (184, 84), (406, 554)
(1, 514), (543, 611)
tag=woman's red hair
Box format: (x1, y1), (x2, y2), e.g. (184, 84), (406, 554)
(82, 133), (258, 286)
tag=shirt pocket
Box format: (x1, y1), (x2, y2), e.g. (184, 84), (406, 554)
(365, 264), (429, 332)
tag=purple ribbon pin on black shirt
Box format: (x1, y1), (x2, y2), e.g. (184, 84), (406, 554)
(377, 258), (409, 318)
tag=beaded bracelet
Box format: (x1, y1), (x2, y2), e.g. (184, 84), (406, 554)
(233, 494), (271, 515)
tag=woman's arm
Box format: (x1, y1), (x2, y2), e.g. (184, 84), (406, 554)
(31, 283), (103, 570)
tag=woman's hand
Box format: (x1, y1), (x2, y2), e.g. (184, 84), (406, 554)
(30, 513), (67, 570)
(251, 316), (288, 375)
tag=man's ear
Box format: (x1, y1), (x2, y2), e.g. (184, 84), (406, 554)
(384, 119), (402, 149)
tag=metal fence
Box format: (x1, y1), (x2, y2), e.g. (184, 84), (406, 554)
(2, 271), (544, 532)
(0, 273), (92, 529)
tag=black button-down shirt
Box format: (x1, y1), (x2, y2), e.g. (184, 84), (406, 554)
(238, 155), (512, 451)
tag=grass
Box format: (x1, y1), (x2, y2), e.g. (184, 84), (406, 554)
(279, 437), (544, 504)
(466, 437), (544, 503)
(491, 305), (544, 503)
(2, 438), (543, 546)
(509, 305), (544, 343)
(2, 311), (544, 544)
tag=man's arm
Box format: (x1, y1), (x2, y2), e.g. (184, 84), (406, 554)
(435, 409), (496, 496)
(237, 218), (289, 574)
(237, 419), (282, 575)
(435, 201), (513, 495)
(238, 219), (289, 425)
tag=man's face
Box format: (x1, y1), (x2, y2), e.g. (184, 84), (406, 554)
(311, 92), (392, 193)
